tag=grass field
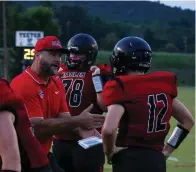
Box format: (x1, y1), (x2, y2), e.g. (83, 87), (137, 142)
(96, 51), (195, 86)
(97, 51), (195, 69)
(103, 86), (195, 172)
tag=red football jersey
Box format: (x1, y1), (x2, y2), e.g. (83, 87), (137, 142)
(103, 71), (177, 152)
(0, 79), (49, 170)
(55, 63), (112, 140)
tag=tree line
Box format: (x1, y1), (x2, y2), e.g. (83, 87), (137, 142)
(0, 1), (195, 52)
(0, 1), (195, 79)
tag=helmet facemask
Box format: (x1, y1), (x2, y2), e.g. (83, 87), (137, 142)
(66, 48), (96, 70)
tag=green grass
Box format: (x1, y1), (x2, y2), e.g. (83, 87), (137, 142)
(104, 86), (195, 172)
(96, 51), (195, 86)
(97, 51), (195, 69)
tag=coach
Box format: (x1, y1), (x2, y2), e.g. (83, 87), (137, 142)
(10, 36), (105, 170)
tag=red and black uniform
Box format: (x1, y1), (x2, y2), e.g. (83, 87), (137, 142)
(53, 63), (111, 172)
(103, 71), (177, 172)
(0, 79), (50, 172)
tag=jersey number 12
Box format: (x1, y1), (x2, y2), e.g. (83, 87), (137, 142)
(147, 93), (168, 133)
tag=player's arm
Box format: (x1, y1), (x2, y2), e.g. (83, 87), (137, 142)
(0, 111), (21, 172)
(162, 98), (195, 158)
(101, 80), (127, 161)
(91, 66), (107, 111)
(102, 104), (124, 154)
(95, 92), (106, 112)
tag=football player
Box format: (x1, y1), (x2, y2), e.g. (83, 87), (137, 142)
(0, 78), (53, 172)
(54, 33), (112, 172)
(101, 36), (195, 172)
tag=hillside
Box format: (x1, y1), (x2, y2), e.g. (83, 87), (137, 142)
(2, 1), (194, 53)
(14, 1), (195, 25)
(60, 1), (195, 24)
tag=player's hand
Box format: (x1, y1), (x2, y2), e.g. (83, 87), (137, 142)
(78, 104), (105, 129)
(162, 144), (174, 161)
(162, 151), (170, 161)
(77, 128), (101, 138)
(90, 65), (101, 76)
(106, 146), (128, 165)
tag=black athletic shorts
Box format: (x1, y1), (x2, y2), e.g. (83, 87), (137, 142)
(112, 147), (166, 172)
(52, 138), (105, 172)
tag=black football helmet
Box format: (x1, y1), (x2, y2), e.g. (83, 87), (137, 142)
(110, 36), (152, 75)
(65, 33), (98, 69)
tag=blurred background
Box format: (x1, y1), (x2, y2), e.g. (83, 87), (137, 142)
(0, 1), (195, 172)
(0, 0), (195, 85)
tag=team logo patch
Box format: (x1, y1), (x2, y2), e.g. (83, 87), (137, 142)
(38, 90), (44, 99)
(52, 40), (61, 47)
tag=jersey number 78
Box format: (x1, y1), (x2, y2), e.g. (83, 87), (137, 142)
(63, 79), (84, 107)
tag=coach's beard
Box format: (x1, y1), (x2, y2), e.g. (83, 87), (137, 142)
(41, 63), (59, 76)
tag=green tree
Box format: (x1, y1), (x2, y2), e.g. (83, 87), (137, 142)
(5, 5), (61, 79)
(55, 5), (90, 44)
(21, 6), (61, 36)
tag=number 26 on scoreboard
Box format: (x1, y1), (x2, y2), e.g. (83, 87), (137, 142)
(24, 48), (34, 60)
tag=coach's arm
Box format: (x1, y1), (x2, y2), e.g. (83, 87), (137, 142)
(30, 104), (105, 139)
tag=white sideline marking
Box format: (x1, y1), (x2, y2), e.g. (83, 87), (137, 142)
(168, 157), (179, 162)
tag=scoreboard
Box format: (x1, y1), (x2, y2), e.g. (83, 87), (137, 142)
(23, 48), (34, 60)
(21, 48), (34, 71)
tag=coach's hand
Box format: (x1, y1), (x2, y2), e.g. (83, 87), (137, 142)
(78, 104), (105, 129)
(106, 146), (127, 165)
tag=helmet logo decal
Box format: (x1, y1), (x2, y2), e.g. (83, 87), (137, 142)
(68, 46), (79, 51)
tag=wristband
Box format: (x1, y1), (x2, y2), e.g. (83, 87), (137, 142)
(167, 124), (189, 149)
(92, 75), (103, 93)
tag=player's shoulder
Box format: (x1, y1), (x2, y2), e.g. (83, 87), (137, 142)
(59, 63), (69, 72)
(151, 71), (176, 78)
(0, 78), (9, 85)
(150, 71), (177, 83)
(104, 76), (124, 90)
(98, 64), (112, 74)
(0, 78), (16, 103)
(0, 78), (12, 92)
(57, 63), (71, 79)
